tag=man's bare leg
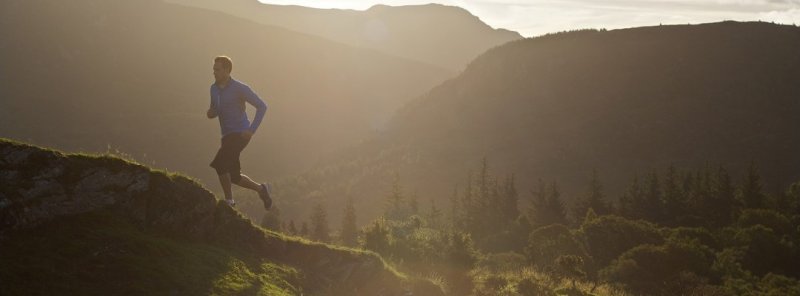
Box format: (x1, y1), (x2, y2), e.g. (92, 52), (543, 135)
(236, 173), (272, 210)
(218, 173), (233, 200)
(235, 174), (262, 192)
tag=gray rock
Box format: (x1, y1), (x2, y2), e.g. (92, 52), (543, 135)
(3, 148), (34, 166)
(33, 164), (65, 180)
(0, 170), (19, 183)
(18, 179), (65, 200)
(127, 171), (150, 193)
(75, 168), (137, 193)
(0, 194), (10, 209)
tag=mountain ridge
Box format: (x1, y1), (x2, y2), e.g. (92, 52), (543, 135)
(277, 21), (800, 225)
(164, 0), (524, 71)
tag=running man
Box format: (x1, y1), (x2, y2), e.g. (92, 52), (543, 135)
(207, 55), (272, 209)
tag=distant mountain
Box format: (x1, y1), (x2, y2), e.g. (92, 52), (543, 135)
(0, 0), (452, 186)
(280, 21), (800, 224)
(0, 138), (442, 295)
(165, 0), (524, 71)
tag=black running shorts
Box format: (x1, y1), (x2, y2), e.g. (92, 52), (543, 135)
(209, 132), (250, 177)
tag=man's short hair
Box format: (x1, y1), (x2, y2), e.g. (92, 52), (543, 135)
(214, 56), (233, 72)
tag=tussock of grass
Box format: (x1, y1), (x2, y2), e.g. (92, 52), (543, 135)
(470, 267), (628, 296)
(0, 210), (301, 296)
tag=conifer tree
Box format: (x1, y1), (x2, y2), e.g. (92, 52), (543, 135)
(739, 161), (766, 209)
(710, 166), (736, 226)
(311, 203), (330, 242)
(642, 170), (664, 223)
(529, 178), (548, 227)
(546, 181), (568, 225)
(409, 190), (419, 215)
(501, 174), (520, 223)
(662, 165), (686, 225)
(573, 169), (610, 221)
(428, 197), (442, 229)
(340, 197), (358, 247)
(261, 206), (282, 231)
(300, 222), (309, 238)
(288, 220), (298, 235)
(386, 171), (406, 220)
(450, 186), (461, 230)
(618, 174), (643, 219)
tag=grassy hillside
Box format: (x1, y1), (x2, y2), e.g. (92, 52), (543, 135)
(1, 210), (302, 295)
(277, 21), (800, 225)
(166, 0), (523, 71)
(0, 138), (443, 295)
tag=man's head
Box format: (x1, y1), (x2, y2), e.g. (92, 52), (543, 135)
(213, 56), (233, 84)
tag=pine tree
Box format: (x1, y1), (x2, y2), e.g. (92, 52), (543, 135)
(428, 197), (442, 229)
(450, 186), (461, 230)
(642, 170), (664, 223)
(501, 174), (520, 222)
(300, 222), (309, 238)
(529, 178), (548, 227)
(340, 197), (358, 247)
(261, 206), (282, 231)
(739, 161), (766, 209)
(573, 169), (610, 222)
(386, 171), (405, 220)
(710, 166), (736, 226)
(546, 181), (568, 225)
(409, 190), (419, 215)
(310, 203), (330, 242)
(662, 165), (686, 225)
(618, 174), (643, 219)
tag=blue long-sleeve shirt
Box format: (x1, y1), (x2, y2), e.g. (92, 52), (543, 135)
(209, 78), (268, 137)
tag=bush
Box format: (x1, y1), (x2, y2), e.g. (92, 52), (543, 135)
(737, 209), (792, 236)
(579, 215), (663, 268)
(516, 278), (555, 296)
(733, 225), (794, 276)
(480, 252), (527, 272)
(526, 224), (588, 272)
(602, 240), (715, 295)
(669, 227), (720, 250)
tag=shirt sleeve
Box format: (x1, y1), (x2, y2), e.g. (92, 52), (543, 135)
(241, 84), (268, 132)
(208, 85), (218, 109)
(208, 86), (219, 118)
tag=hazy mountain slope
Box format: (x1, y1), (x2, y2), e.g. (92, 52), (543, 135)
(165, 0), (523, 71)
(278, 21), (800, 224)
(0, 0), (452, 187)
(0, 138), (443, 295)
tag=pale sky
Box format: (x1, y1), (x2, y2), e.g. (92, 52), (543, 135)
(259, 0), (800, 37)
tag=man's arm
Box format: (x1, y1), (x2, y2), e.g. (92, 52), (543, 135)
(242, 85), (268, 132)
(207, 88), (218, 119)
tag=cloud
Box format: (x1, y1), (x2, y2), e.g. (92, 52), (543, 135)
(759, 8), (800, 23)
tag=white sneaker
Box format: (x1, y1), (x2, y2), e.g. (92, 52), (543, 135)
(225, 199), (236, 207)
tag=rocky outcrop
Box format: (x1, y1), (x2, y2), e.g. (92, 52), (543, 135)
(0, 138), (443, 296)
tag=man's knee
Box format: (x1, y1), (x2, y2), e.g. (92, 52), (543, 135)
(230, 173), (243, 183)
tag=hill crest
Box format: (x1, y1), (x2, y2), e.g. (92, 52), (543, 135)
(0, 138), (442, 295)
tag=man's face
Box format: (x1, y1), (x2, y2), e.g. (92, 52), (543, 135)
(213, 62), (230, 83)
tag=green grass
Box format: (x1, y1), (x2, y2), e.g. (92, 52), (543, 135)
(0, 210), (301, 296)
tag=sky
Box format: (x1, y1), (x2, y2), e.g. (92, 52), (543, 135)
(258, 0), (800, 37)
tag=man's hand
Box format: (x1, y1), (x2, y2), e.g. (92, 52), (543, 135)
(207, 108), (218, 118)
(241, 130), (254, 140)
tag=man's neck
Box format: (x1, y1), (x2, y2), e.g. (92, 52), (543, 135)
(216, 77), (231, 89)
